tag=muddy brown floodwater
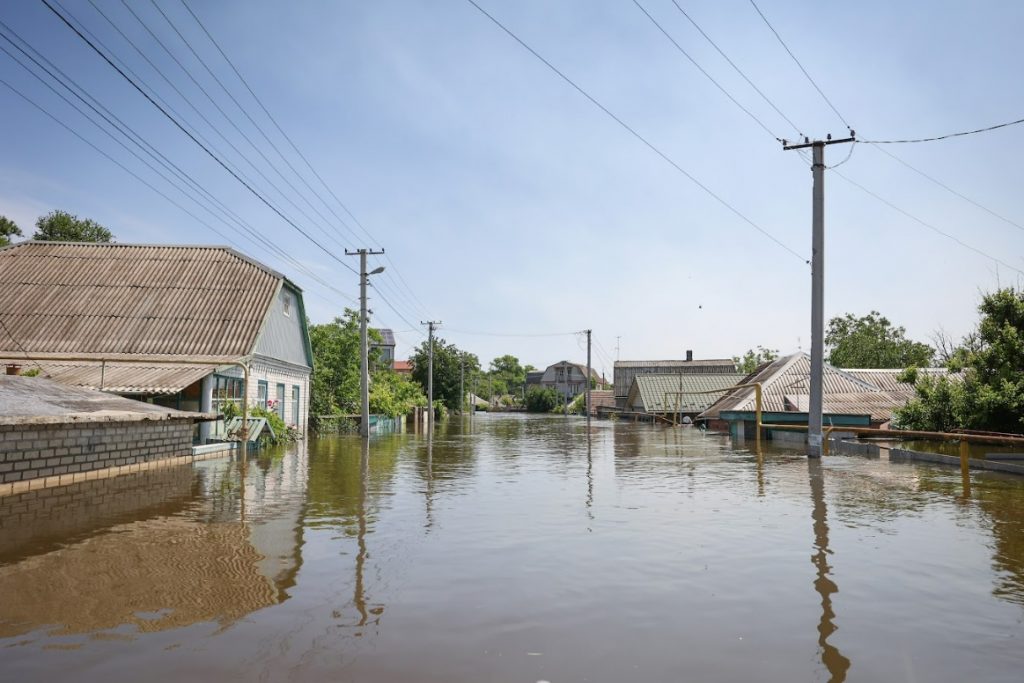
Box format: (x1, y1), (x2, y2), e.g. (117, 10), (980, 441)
(2, 414), (1024, 682)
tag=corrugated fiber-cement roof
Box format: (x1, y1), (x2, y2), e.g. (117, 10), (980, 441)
(631, 373), (744, 412)
(0, 241), (282, 358)
(1, 360), (213, 394)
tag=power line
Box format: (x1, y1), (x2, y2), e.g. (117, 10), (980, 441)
(860, 116), (1024, 144)
(39, 0), (359, 278)
(833, 169), (1024, 276)
(442, 327), (581, 338)
(867, 144), (1024, 234)
(462, 0), (807, 264)
(631, 0), (780, 141)
(668, 0), (803, 138)
(747, 0), (851, 131)
(0, 27), (358, 307)
(178, 0), (432, 318)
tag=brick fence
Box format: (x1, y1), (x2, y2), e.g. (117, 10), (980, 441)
(0, 418), (194, 489)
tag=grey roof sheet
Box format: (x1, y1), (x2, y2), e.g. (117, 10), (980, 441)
(630, 373), (744, 412)
(0, 375), (209, 425)
(0, 359), (213, 395)
(0, 241), (283, 358)
(614, 359), (737, 369)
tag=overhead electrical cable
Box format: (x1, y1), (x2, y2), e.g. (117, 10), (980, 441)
(833, 170), (1024, 277)
(462, 0), (807, 264)
(868, 144), (1024, 234)
(860, 116), (1024, 144)
(109, 0), (350, 254)
(143, 0), (357, 250)
(178, 0), (431, 317)
(631, 0), (780, 141)
(39, 0), (359, 277)
(0, 28), (357, 306)
(747, 0), (851, 131)
(668, 0), (803, 138)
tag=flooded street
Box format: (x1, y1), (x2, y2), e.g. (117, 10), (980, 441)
(2, 414), (1024, 682)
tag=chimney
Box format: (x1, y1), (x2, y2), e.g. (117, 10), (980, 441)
(5, 364), (22, 376)
(685, 350), (693, 362)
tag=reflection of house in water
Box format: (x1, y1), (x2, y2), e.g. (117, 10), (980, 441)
(0, 454), (307, 638)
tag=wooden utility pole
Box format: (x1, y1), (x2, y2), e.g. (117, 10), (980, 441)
(783, 132), (854, 457)
(346, 248), (385, 438)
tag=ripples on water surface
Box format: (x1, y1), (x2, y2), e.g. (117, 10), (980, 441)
(2, 414), (1024, 682)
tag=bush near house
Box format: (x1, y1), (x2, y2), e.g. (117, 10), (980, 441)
(525, 386), (559, 413)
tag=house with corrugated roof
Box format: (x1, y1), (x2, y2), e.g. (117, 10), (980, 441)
(624, 373), (744, 417)
(699, 352), (947, 439)
(613, 352), (737, 409)
(0, 241), (313, 440)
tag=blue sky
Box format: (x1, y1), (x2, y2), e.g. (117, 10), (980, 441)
(1, 0), (1021, 376)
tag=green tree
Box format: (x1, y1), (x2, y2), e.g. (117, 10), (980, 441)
(370, 369), (426, 418)
(308, 310), (379, 430)
(33, 210), (113, 243)
(525, 386), (558, 413)
(825, 311), (933, 368)
(489, 354), (526, 394)
(896, 288), (1024, 434)
(0, 215), (22, 247)
(410, 338), (479, 412)
(734, 346), (778, 374)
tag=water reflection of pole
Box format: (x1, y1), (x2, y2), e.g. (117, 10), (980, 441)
(355, 439), (369, 626)
(808, 458), (850, 682)
(585, 434), (594, 523)
(424, 437), (434, 531)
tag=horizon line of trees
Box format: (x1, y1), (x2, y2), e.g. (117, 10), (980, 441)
(1, 210), (114, 246)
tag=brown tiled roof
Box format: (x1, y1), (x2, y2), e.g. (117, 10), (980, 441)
(0, 242), (282, 358)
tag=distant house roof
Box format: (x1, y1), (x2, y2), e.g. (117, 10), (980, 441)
(699, 352), (942, 423)
(626, 373), (744, 413)
(845, 368), (948, 393)
(613, 358), (737, 397)
(0, 241), (310, 393)
(371, 328), (395, 347)
(0, 375), (210, 425)
(525, 371), (544, 385)
(542, 360), (602, 381)
(393, 360), (412, 373)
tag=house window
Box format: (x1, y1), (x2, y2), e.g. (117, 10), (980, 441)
(282, 293), (292, 317)
(212, 374), (243, 414)
(257, 381), (268, 410)
(276, 383), (286, 420)
(292, 385), (300, 426)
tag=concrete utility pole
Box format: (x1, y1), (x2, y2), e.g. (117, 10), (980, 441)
(421, 320), (440, 435)
(585, 329), (592, 426)
(460, 353), (465, 416)
(346, 248), (385, 438)
(783, 132), (855, 457)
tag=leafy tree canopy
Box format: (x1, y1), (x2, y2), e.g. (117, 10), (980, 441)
(0, 215), (22, 247)
(734, 346), (778, 374)
(410, 338), (479, 412)
(489, 354), (526, 392)
(33, 210), (113, 243)
(525, 386), (558, 413)
(309, 311), (371, 428)
(895, 288), (1024, 434)
(826, 311), (933, 368)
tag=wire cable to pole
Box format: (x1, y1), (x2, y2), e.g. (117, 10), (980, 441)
(859, 116), (1024, 144)
(463, 0), (807, 264)
(747, 0), (851, 131)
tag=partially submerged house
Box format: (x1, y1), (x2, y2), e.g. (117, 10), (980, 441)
(0, 242), (313, 441)
(699, 352), (945, 440)
(539, 360), (603, 401)
(624, 372), (744, 418)
(613, 352), (738, 409)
